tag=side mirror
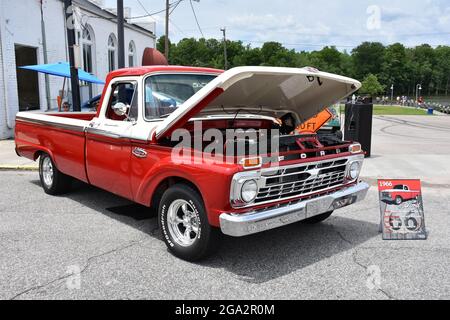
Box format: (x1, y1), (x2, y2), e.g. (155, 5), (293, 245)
(112, 102), (129, 117)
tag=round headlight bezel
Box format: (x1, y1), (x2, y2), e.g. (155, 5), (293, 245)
(241, 179), (258, 203)
(349, 161), (361, 180)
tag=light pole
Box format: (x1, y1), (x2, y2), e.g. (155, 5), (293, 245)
(165, 0), (169, 61)
(40, 0), (51, 110)
(64, 0), (81, 112)
(220, 27), (228, 70)
(117, 0), (125, 69)
(165, 0), (200, 61)
(416, 84), (422, 105)
(390, 84), (394, 103)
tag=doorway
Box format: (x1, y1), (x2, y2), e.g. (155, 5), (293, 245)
(15, 45), (40, 111)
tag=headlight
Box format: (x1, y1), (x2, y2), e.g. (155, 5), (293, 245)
(241, 180), (258, 203)
(348, 162), (361, 180)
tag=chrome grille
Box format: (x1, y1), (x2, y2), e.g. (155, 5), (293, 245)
(256, 159), (348, 203)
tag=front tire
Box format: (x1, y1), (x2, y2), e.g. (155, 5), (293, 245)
(159, 184), (220, 261)
(302, 211), (334, 224)
(395, 196), (403, 205)
(39, 153), (72, 195)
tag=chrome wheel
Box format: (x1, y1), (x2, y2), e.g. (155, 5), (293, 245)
(167, 199), (201, 247)
(41, 157), (54, 187)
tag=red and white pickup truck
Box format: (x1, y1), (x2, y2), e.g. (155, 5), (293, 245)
(381, 185), (421, 205)
(15, 66), (369, 261)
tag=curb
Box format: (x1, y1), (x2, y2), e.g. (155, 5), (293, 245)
(0, 165), (39, 171)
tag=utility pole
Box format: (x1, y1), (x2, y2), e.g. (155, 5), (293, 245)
(117, 0), (125, 69)
(165, 0), (170, 61)
(40, 0), (51, 110)
(63, 0), (81, 112)
(390, 84), (394, 102)
(221, 27), (228, 70)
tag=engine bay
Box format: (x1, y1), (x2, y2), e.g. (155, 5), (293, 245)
(161, 117), (351, 161)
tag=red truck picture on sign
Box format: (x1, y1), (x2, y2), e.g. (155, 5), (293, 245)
(378, 179), (427, 240)
(380, 183), (421, 205)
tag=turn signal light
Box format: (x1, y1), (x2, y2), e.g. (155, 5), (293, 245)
(349, 144), (362, 154)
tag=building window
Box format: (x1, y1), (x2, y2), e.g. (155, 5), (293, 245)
(108, 34), (117, 72)
(80, 26), (95, 74)
(128, 41), (136, 67)
(78, 25), (96, 99)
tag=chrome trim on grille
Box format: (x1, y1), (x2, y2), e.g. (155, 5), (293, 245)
(256, 158), (348, 203)
(230, 155), (365, 208)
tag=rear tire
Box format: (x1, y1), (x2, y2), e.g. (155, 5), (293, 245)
(395, 196), (403, 205)
(158, 184), (220, 261)
(302, 211), (334, 224)
(39, 153), (72, 195)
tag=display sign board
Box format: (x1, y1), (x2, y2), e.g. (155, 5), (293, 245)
(297, 108), (333, 133)
(378, 179), (427, 240)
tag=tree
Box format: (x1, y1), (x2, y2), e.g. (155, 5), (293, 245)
(308, 46), (345, 74)
(351, 42), (385, 80)
(155, 36), (450, 98)
(260, 42), (285, 64)
(157, 36), (172, 57)
(434, 46), (450, 95)
(380, 43), (409, 95)
(411, 44), (435, 96)
(360, 74), (385, 96)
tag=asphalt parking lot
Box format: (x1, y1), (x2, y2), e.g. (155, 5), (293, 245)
(1, 115), (449, 300)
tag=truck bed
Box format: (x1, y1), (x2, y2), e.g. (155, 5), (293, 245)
(15, 112), (97, 183)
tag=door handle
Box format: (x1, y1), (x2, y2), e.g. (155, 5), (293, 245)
(132, 147), (148, 159)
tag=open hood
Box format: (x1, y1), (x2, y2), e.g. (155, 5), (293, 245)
(155, 66), (361, 140)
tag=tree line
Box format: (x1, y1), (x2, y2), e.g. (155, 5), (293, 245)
(157, 37), (450, 97)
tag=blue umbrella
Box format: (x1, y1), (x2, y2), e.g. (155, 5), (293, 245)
(20, 62), (105, 85)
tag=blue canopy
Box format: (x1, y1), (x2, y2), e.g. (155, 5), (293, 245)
(20, 62), (105, 85)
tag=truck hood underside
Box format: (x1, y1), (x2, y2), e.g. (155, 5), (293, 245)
(155, 66), (361, 141)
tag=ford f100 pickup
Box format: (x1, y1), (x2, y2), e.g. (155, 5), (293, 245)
(15, 66), (369, 261)
(381, 184), (421, 205)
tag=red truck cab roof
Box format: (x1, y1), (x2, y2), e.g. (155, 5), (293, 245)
(106, 65), (224, 80)
(97, 66), (224, 118)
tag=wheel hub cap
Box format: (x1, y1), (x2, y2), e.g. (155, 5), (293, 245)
(167, 200), (201, 247)
(42, 157), (54, 187)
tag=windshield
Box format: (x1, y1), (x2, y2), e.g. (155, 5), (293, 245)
(145, 73), (217, 119)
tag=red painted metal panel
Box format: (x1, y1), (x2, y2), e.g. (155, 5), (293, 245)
(85, 132), (133, 200)
(15, 120), (88, 183)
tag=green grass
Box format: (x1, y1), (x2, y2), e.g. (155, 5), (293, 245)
(339, 105), (430, 115)
(373, 105), (429, 115)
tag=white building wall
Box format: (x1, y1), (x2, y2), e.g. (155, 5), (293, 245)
(0, 0), (155, 139)
(78, 8), (156, 97)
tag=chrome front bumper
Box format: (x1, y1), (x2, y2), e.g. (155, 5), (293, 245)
(220, 182), (370, 237)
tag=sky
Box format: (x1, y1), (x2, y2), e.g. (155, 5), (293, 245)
(103, 0), (450, 51)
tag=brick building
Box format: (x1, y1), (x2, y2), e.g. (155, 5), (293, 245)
(0, 0), (156, 139)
